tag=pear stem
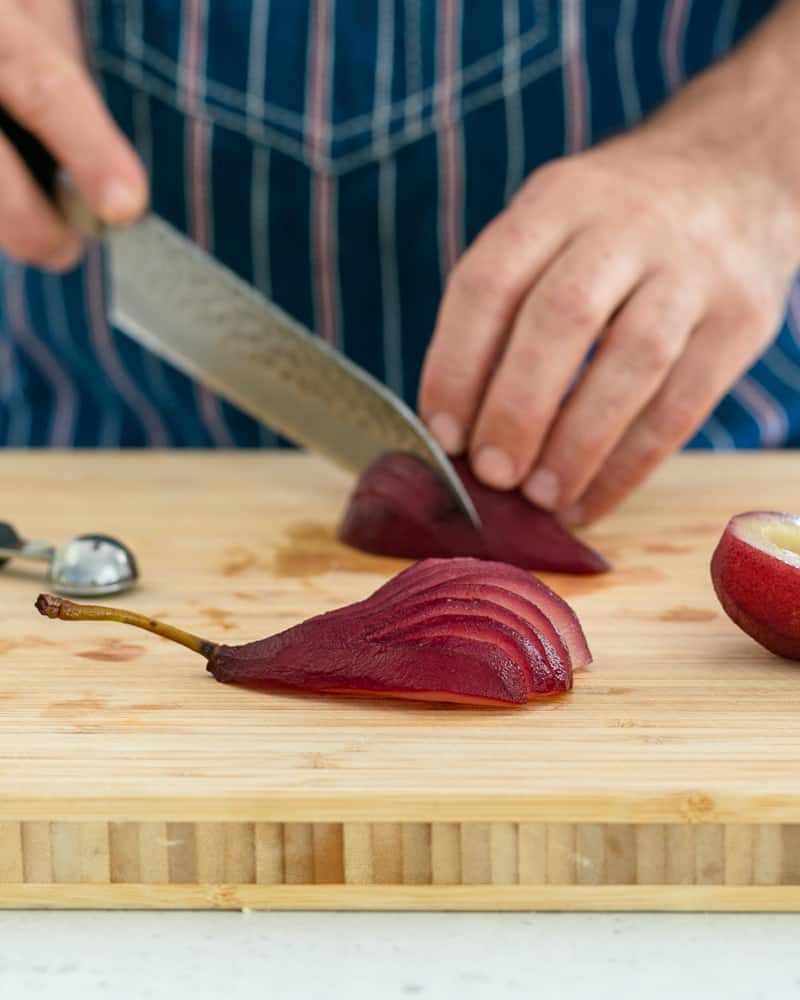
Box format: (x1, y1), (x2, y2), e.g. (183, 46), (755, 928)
(35, 594), (219, 659)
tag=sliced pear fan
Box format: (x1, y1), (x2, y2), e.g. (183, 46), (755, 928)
(36, 557), (590, 707)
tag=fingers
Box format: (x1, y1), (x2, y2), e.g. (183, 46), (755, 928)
(0, 130), (81, 269)
(418, 190), (572, 454)
(522, 272), (703, 509)
(420, 140), (785, 525)
(0, 3), (147, 233)
(467, 227), (647, 489)
(561, 307), (770, 525)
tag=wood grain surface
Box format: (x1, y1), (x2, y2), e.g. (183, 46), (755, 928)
(0, 451), (798, 910)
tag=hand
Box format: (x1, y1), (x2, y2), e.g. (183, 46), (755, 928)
(419, 13), (800, 526)
(0, 1), (147, 270)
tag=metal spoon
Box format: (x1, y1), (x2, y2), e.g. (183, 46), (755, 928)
(0, 522), (138, 597)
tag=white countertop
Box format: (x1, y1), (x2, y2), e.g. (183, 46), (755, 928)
(1, 912), (798, 998)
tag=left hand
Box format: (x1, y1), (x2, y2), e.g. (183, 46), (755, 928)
(418, 43), (800, 526)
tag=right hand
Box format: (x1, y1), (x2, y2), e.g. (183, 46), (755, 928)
(0, 1), (147, 270)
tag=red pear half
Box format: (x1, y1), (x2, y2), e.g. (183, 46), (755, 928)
(339, 451), (609, 574)
(711, 511), (800, 659)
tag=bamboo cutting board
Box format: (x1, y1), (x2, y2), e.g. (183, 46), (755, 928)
(1, 451), (799, 911)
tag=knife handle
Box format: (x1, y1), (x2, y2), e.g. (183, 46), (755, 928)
(0, 105), (104, 238)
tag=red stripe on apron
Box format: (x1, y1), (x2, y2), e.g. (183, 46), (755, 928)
(183, 0), (234, 445)
(5, 266), (77, 447)
(437, 0), (465, 278)
(308, 0), (340, 346)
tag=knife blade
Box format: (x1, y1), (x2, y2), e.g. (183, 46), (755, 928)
(0, 108), (480, 527)
(107, 216), (479, 526)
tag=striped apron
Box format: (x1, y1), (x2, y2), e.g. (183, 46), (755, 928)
(0, 0), (793, 450)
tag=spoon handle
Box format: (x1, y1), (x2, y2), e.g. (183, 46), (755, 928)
(0, 522), (21, 569)
(0, 536), (54, 564)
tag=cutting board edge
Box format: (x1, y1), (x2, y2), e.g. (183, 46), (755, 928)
(4, 884), (800, 912)
(3, 790), (800, 823)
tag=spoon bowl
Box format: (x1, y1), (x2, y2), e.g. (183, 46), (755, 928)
(49, 534), (139, 597)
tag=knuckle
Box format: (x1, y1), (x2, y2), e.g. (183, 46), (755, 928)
(422, 356), (471, 406)
(495, 213), (537, 256)
(615, 432), (663, 484)
(478, 392), (546, 443)
(540, 278), (601, 331)
(734, 289), (774, 332)
(517, 161), (558, 201)
(13, 63), (75, 126)
(557, 421), (612, 482)
(622, 198), (664, 236)
(42, 242), (82, 273)
(537, 157), (579, 189)
(652, 393), (697, 442)
(517, 158), (581, 206)
(16, 0), (46, 19)
(1, 183), (40, 230)
(0, 41), (20, 74)
(571, 423), (611, 462)
(13, 236), (65, 267)
(626, 326), (679, 371)
(507, 338), (546, 377)
(449, 255), (516, 310)
(3, 214), (68, 264)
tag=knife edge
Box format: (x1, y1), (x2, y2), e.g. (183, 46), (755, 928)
(108, 216), (480, 528)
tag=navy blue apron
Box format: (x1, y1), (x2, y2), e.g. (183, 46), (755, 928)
(0, 0), (792, 451)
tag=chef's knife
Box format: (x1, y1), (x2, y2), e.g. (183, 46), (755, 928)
(0, 108), (480, 527)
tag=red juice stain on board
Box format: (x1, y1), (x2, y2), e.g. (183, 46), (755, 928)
(273, 522), (403, 578)
(0, 635), (57, 658)
(684, 523), (722, 536)
(541, 565), (667, 598)
(77, 639), (144, 662)
(658, 606), (717, 623)
(199, 607), (239, 631)
(220, 547), (262, 576)
(643, 543), (693, 556)
(128, 702), (183, 711)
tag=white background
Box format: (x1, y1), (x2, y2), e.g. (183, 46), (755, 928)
(1, 912), (799, 999)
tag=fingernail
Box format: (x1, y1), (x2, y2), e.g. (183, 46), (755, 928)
(101, 179), (146, 223)
(473, 446), (516, 489)
(428, 412), (464, 454)
(560, 503), (584, 527)
(523, 468), (560, 510)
